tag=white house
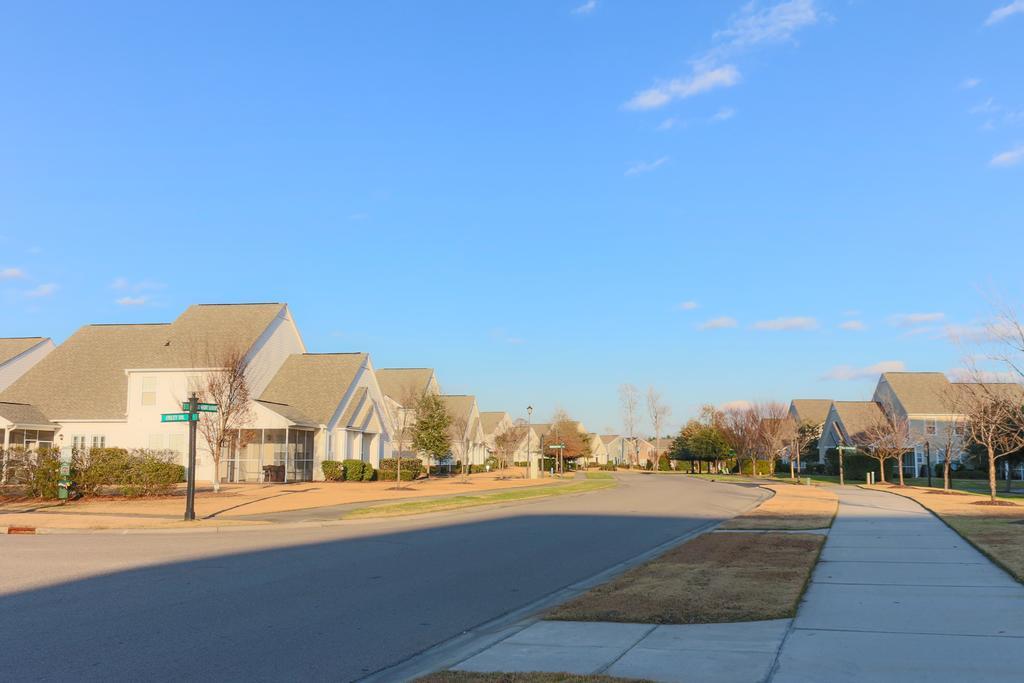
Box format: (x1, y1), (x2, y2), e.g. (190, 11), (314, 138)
(0, 303), (394, 484)
(441, 394), (488, 466)
(480, 411), (513, 457)
(377, 368), (442, 458)
(588, 433), (609, 465)
(818, 401), (888, 462)
(601, 434), (655, 466)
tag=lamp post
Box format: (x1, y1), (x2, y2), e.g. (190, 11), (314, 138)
(925, 440), (932, 488)
(526, 405), (533, 479)
(832, 424), (848, 486)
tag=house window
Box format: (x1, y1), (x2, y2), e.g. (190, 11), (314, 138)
(91, 435), (106, 449)
(924, 420), (936, 435)
(72, 435), (87, 451)
(141, 377), (157, 406)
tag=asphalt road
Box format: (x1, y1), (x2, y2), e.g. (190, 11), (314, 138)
(0, 473), (763, 682)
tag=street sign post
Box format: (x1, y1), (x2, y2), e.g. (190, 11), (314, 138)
(162, 394), (215, 521)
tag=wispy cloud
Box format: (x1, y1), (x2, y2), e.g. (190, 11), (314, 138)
(624, 66), (740, 111)
(960, 77), (981, 89)
(985, 0), (1024, 26)
(116, 296), (149, 306)
(839, 320), (866, 331)
(625, 157), (669, 176)
(697, 316), (738, 330)
(25, 283), (58, 298)
(572, 0), (597, 15)
(712, 0), (822, 52)
(112, 277), (165, 292)
(710, 107), (736, 122)
(888, 312), (945, 327)
(1, 267), (25, 280)
(822, 360), (905, 381)
(752, 316), (818, 331)
(677, 301), (699, 311)
(990, 144), (1024, 167)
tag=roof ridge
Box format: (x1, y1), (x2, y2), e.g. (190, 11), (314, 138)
(195, 302), (284, 307)
(89, 322), (171, 327)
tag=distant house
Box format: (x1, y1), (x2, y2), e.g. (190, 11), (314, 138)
(376, 368), (442, 457)
(818, 401), (888, 463)
(588, 433), (609, 465)
(600, 434), (655, 466)
(788, 399), (833, 430)
(441, 395), (488, 466)
(0, 338), (54, 392)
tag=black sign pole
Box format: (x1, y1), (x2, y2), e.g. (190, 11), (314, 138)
(184, 392), (198, 521)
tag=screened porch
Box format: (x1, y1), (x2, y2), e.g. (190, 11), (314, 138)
(220, 427), (316, 484)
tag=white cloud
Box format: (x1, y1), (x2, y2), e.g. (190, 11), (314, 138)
(985, 0), (1024, 26)
(888, 312), (945, 327)
(116, 296), (149, 306)
(1, 267), (25, 280)
(710, 107), (736, 122)
(713, 0), (822, 51)
(624, 66), (740, 111)
(657, 117), (683, 131)
(25, 283), (57, 298)
(960, 77), (981, 89)
(572, 0), (597, 15)
(971, 98), (1000, 115)
(677, 301), (699, 311)
(698, 316), (738, 330)
(111, 277), (165, 292)
(625, 156), (669, 176)
(719, 399), (753, 412)
(752, 316), (818, 331)
(822, 360), (905, 381)
(990, 144), (1024, 168)
(839, 320), (866, 331)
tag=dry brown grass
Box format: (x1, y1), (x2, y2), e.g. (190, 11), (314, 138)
(881, 486), (1024, 582)
(416, 674), (650, 683)
(547, 532), (824, 624)
(719, 483), (837, 530)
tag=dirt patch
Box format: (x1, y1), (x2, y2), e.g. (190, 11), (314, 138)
(547, 532), (824, 624)
(417, 674), (650, 683)
(719, 483), (837, 530)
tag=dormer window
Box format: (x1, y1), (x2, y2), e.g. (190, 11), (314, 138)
(141, 377), (157, 406)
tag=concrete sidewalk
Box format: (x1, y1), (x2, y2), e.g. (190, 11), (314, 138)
(772, 486), (1024, 683)
(439, 486), (1024, 683)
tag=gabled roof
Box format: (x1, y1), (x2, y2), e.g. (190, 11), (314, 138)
(480, 411), (510, 436)
(254, 400), (318, 428)
(0, 401), (52, 427)
(440, 395), (477, 424)
(0, 303), (288, 420)
(0, 338), (49, 365)
(600, 434), (620, 445)
(259, 353), (367, 426)
(531, 423), (552, 439)
(376, 368), (436, 405)
(877, 372), (955, 415)
(789, 399), (833, 425)
(830, 401), (886, 446)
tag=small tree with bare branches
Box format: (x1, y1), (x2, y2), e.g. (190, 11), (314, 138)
(448, 412), (471, 481)
(619, 384), (640, 468)
(494, 422), (527, 473)
(861, 406), (911, 486)
(956, 382), (1024, 503)
(196, 347), (254, 493)
(647, 387), (671, 469)
(722, 404), (761, 476)
(757, 402), (790, 477)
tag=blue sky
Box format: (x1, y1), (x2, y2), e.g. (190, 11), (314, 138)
(2, 1), (1023, 434)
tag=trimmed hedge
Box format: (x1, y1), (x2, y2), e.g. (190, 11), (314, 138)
(599, 463), (617, 471)
(322, 460), (345, 481)
(342, 459), (367, 481)
(737, 459), (775, 476)
(5, 447), (184, 499)
(378, 458), (423, 481)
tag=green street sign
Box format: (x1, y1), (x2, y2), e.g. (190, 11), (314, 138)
(182, 402), (218, 413)
(162, 412), (199, 422)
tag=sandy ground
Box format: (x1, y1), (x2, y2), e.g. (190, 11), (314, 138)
(720, 482), (838, 530)
(0, 469), (554, 530)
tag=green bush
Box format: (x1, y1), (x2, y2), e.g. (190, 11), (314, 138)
(120, 451), (185, 496)
(657, 454), (672, 471)
(824, 450), (881, 480)
(737, 459), (775, 475)
(599, 463), (617, 471)
(321, 460), (345, 481)
(361, 464), (376, 481)
(77, 448), (132, 495)
(27, 448), (61, 499)
(378, 458), (423, 481)
(342, 459), (367, 481)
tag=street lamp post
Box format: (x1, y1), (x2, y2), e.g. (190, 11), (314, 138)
(832, 424), (848, 486)
(925, 441), (932, 488)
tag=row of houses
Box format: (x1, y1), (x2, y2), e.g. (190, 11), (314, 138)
(0, 303), (554, 484)
(788, 371), (1023, 475)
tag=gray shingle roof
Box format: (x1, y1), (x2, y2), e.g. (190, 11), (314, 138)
(254, 400), (319, 428)
(878, 372), (956, 414)
(440, 395), (476, 424)
(0, 338), (48, 366)
(789, 399), (833, 425)
(0, 401), (52, 427)
(831, 401), (887, 445)
(258, 353), (367, 426)
(480, 411), (509, 436)
(376, 368), (435, 405)
(0, 304), (287, 420)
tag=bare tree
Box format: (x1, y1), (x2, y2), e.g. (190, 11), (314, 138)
(935, 416), (965, 492)
(791, 421), (822, 478)
(389, 385), (425, 490)
(647, 387), (671, 468)
(721, 405), (761, 476)
(757, 402), (790, 477)
(196, 347), (254, 493)
(494, 422), (527, 473)
(861, 404), (911, 486)
(448, 412), (471, 481)
(619, 384), (640, 467)
(956, 381), (1024, 502)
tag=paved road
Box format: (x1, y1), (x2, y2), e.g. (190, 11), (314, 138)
(0, 474), (763, 682)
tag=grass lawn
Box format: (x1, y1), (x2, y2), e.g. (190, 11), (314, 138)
(344, 479), (616, 519)
(546, 531), (824, 624)
(720, 483), (837, 530)
(898, 477), (1024, 499)
(585, 471), (614, 480)
(417, 673), (651, 683)
(876, 485), (1024, 582)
